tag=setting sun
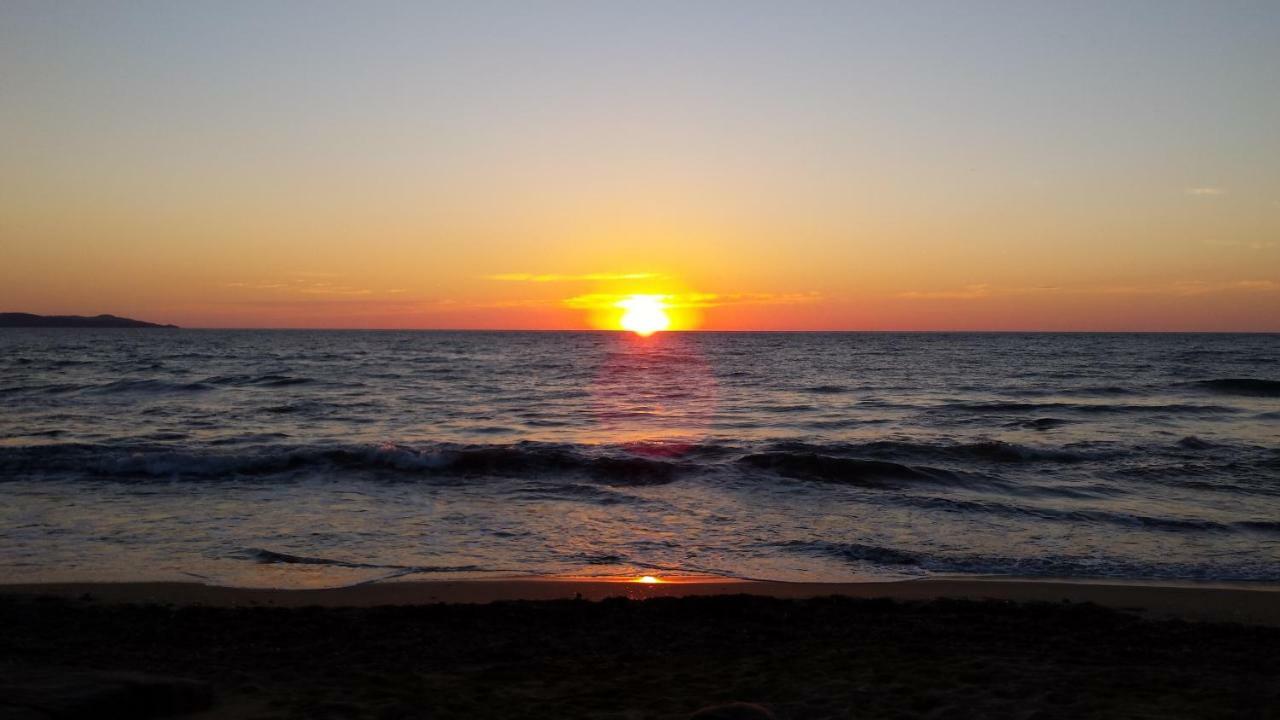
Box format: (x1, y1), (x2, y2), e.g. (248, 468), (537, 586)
(617, 295), (670, 337)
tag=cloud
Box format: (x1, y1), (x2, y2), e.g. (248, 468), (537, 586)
(224, 275), (397, 297)
(897, 280), (1278, 301)
(1092, 279), (1278, 296)
(472, 298), (562, 309)
(562, 294), (644, 310)
(485, 272), (660, 283)
(296, 286), (374, 296)
(895, 284), (1066, 300)
(678, 292), (822, 308)
(561, 291), (820, 310)
(290, 271), (344, 278)
(1226, 279), (1279, 291)
(897, 284), (993, 300)
(1185, 187), (1226, 197)
(220, 298), (434, 310)
(225, 282), (290, 290)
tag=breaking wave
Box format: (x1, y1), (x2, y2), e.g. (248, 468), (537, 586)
(0, 441), (685, 486)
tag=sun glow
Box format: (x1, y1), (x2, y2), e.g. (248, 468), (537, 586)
(617, 295), (671, 336)
(636, 575), (663, 584)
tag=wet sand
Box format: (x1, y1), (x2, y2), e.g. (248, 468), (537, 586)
(2, 578), (1279, 719)
(4, 575), (1280, 624)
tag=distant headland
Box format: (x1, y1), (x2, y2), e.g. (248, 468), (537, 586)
(0, 313), (179, 329)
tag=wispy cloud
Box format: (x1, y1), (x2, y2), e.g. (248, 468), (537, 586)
(225, 275), (396, 297)
(898, 284), (994, 300)
(296, 285), (374, 296)
(486, 272), (660, 283)
(899, 280), (1277, 301)
(225, 282), (290, 290)
(290, 271), (344, 279)
(561, 291), (821, 310)
(221, 298), (435, 310)
(1092, 279), (1278, 296)
(896, 285), (1066, 300)
(1172, 279), (1274, 293)
(1186, 187), (1227, 197)
(1230, 280), (1279, 291)
(679, 292), (822, 308)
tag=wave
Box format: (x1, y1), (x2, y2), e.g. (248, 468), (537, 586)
(201, 374), (315, 388)
(86, 379), (215, 394)
(241, 548), (392, 568)
(940, 401), (1240, 415)
(1189, 378), (1280, 398)
(905, 494), (1272, 534)
(739, 452), (963, 488)
(1236, 521), (1280, 534)
(239, 548), (482, 573)
(762, 439), (1110, 465)
(927, 440), (1098, 463)
(36, 373), (334, 395)
(0, 437), (1131, 487)
(802, 384), (849, 394)
(781, 540), (1280, 581)
(774, 540), (921, 566)
(263, 403), (314, 414)
(1011, 385), (1139, 397)
(433, 445), (680, 485)
(0, 441), (683, 487)
(510, 481), (657, 506)
(0, 382), (87, 396)
(5, 436), (1269, 488)
(765, 404), (817, 413)
(3, 376), (322, 395)
(1005, 417), (1075, 431)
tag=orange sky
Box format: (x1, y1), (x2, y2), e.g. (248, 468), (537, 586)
(2, 3), (1277, 331)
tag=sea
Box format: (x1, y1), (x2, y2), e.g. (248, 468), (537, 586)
(1, 330), (1277, 589)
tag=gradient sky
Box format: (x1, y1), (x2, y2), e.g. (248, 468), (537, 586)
(2, 1), (1278, 330)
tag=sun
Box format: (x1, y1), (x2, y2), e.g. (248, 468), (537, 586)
(617, 295), (671, 336)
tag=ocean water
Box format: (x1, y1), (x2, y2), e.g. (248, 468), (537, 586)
(1, 329), (1277, 589)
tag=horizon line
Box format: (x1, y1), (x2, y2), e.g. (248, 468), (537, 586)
(98, 326), (1280, 334)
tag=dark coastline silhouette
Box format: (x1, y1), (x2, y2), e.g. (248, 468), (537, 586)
(0, 313), (178, 329)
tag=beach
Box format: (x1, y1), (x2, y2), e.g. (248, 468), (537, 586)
(3, 578), (1279, 719)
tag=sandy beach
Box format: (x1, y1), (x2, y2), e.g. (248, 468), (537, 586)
(3, 577), (1279, 719)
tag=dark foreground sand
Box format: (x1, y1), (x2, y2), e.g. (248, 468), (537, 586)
(2, 578), (1279, 719)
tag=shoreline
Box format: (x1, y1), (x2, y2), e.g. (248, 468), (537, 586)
(5, 575), (1279, 625)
